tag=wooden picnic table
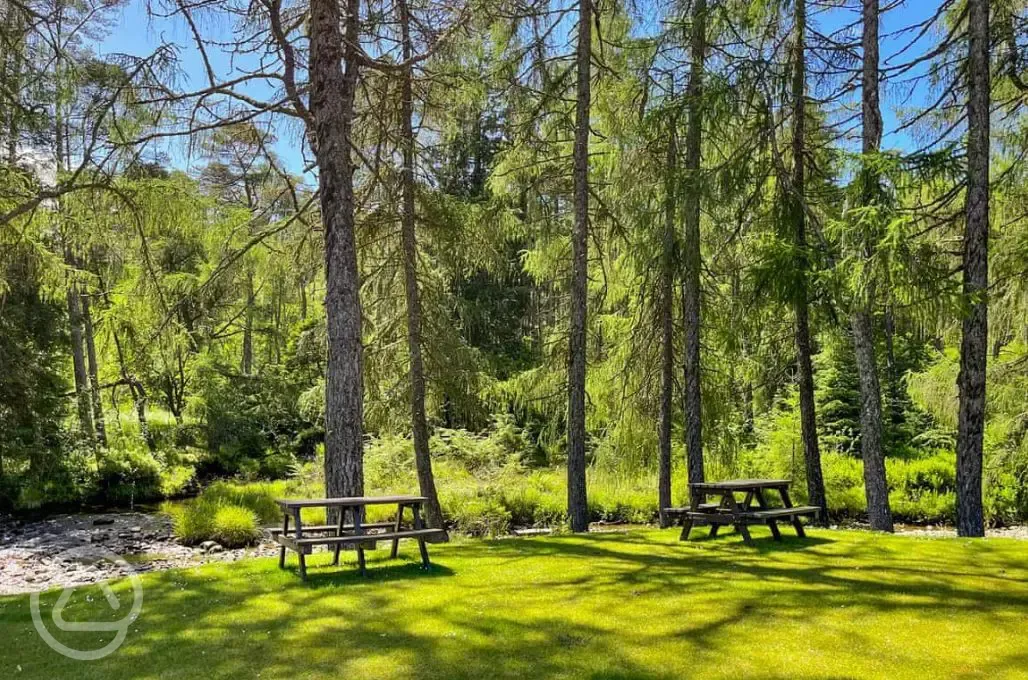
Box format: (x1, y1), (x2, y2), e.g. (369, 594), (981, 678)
(663, 479), (819, 545)
(270, 495), (447, 580)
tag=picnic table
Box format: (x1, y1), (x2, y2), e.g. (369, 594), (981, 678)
(270, 495), (447, 580)
(663, 479), (819, 545)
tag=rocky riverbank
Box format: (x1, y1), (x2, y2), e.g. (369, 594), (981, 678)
(2, 511), (1025, 595)
(0, 511), (277, 595)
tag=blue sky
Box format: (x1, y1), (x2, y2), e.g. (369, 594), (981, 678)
(97, 0), (946, 174)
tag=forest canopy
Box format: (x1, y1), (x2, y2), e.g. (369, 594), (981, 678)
(0, 0), (1025, 536)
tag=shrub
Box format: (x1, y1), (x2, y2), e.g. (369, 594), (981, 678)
(446, 492), (511, 537)
(159, 465), (197, 498)
(170, 499), (262, 547)
(171, 501), (218, 546)
(199, 480), (284, 524)
(212, 505), (261, 547)
(97, 447), (163, 506)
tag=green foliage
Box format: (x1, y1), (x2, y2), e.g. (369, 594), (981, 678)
(170, 501), (218, 546)
(96, 447), (163, 505)
(211, 505), (262, 548)
(170, 494), (265, 548)
(196, 480), (287, 525)
(444, 493), (511, 537)
(4, 0), (1028, 538)
(0, 253), (70, 510)
(815, 334), (863, 455)
(192, 360), (310, 480)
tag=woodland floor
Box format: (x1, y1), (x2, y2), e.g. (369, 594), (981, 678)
(2, 527), (1027, 679)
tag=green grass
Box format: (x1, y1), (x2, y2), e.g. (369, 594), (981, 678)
(3, 528), (1027, 679)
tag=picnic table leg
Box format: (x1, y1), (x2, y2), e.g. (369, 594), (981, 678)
(278, 514), (289, 569)
(390, 503), (404, 559)
(332, 505), (346, 566)
(413, 502), (430, 569)
(779, 487), (807, 537)
(352, 506), (367, 576)
(679, 488), (701, 541)
(292, 508), (307, 580)
(741, 490), (755, 510)
(710, 491), (733, 538)
(725, 492), (754, 545)
(754, 489), (782, 541)
(678, 516), (694, 541)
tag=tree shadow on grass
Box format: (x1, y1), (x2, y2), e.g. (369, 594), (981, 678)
(6, 529), (1027, 680)
(296, 559), (456, 588)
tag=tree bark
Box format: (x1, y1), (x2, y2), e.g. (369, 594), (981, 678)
(311, 0), (364, 500)
(853, 310), (892, 529)
(241, 270), (254, 375)
(957, 0), (989, 537)
(115, 331), (154, 452)
(790, 0), (826, 523)
(883, 306), (901, 426)
(682, 0), (706, 486)
(567, 0), (591, 533)
(658, 112), (677, 528)
(81, 293), (107, 448)
(4, 9), (23, 164)
(850, 0), (893, 532)
(65, 265), (95, 442)
(103, 272), (155, 451)
(398, 0), (444, 531)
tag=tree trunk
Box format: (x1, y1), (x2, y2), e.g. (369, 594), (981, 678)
(853, 310), (892, 529)
(682, 0), (706, 486)
(658, 113), (677, 528)
(852, 0), (892, 532)
(4, 9), (23, 164)
(883, 306), (901, 426)
(743, 381), (754, 436)
(399, 0), (444, 531)
(567, 0), (591, 533)
(104, 275), (156, 452)
(790, 0), (826, 523)
(241, 271), (254, 375)
(957, 0), (989, 538)
(311, 0), (364, 500)
(81, 293), (107, 448)
(65, 266), (95, 442)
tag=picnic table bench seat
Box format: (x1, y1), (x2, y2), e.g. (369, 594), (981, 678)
(289, 528), (445, 548)
(267, 521), (395, 535)
(742, 505), (820, 520)
(664, 503), (720, 514)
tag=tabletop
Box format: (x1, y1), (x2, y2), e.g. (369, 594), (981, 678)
(688, 479), (791, 491)
(276, 495), (428, 510)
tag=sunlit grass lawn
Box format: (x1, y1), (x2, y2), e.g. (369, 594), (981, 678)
(3, 527), (1027, 679)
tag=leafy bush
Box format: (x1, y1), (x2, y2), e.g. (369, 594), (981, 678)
(169, 498), (262, 547)
(170, 501), (218, 546)
(159, 465), (197, 498)
(97, 447), (163, 505)
(191, 361), (312, 480)
(212, 505), (262, 547)
(445, 492), (511, 537)
(198, 480), (285, 524)
(821, 453), (868, 517)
